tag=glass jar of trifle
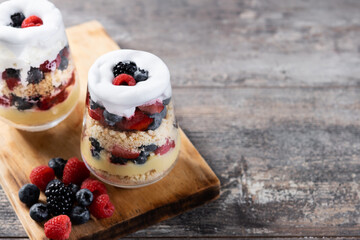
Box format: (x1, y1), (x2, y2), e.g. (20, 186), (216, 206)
(0, 0), (80, 131)
(81, 50), (180, 188)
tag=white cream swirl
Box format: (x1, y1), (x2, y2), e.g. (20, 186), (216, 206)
(88, 50), (172, 118)
(0, 0), (68, 85)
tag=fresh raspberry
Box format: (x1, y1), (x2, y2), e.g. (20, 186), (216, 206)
(29, 166), (55, 191)
(138, 101), (164, 114)
(21, 15), (43, 28)
(81, 178), (107, 198)
(154, 139), (175, 155)
(88, 106), (104, 121)
(89, 194), (114, 219)
(112, 74), (136, 86)
(111, 145), (140, 159)
(62, 157), (90, 185)
(117, 109), (153, 131)
(44, 215), (71, 240)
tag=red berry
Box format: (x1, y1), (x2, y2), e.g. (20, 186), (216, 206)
(89, 194), (114, 219)
(0, 96), (10, 107)
(138, 101), (164, 114)
(62, 157), (90, 185)
(21, 15), (43, 28)
(112, 74), (136, 86)
(154, 139), (175, 155)
(118, 109), (153, 131)
(2, 70), (20, 90)
(44, 215), (71, 240)
(81, 178), (107, 198)
(37, 89), (68, 111)
(111, 145), (140, 159)
(29, 166), (55, 191)
(39, 54), (61, 73)
(88, 106), (104, 121)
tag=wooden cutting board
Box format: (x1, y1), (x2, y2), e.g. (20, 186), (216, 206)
(0, 21), (220, 240)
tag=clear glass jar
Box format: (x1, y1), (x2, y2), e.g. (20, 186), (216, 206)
(0, 0), (80, 131)
(81, 50), (180, 188)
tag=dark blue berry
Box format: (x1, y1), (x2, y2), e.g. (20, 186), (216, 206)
(163, 97), (171, 105)
(68, 183), (80, 199)
(89, 137), (104, 159)
(110, 155), (128, 165)
(27, 67), (44, 84)
(18, 184), (40, 207)
(45, 180), (74, 216)
(134, 69), (148, 82)
(69, 206), (90, 225)
(132, 151), (150, 165)
(142, 144), (158, 152)
(89, 98), (102, 110)
(76, 189), (93, 207)
(4, 68), (20, 79)
(29, 203), (50, 222)
(48, 157), (67, 179)
(148, 107), (167, 130)
(10, 12), (25, 28)
(112, 61), (137, 77)
(58, 56), (69, 71)
(11, 94), (33, 110)
(103, 110), (123, 126)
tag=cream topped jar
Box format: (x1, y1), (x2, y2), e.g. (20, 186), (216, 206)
(0, 0), (80, 131)
(81, 50), (180, 188)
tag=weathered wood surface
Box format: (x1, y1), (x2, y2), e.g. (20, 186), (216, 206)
(1, 0), (360, 239)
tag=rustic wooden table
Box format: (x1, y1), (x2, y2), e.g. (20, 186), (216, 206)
(1, 0), (360, 239)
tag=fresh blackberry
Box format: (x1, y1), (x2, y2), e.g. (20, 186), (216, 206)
(29, 203), (50, 222)
(103, 110), (122, 126)
(112, 61), (137, 77)
(134, 69), (148, 82)
(89, 137), (104, 159)
(132, 151), (149, 165)
(45, 180), (74, 216)
(27, 67), (44, 84)
(10, 12), (25, 28)
(11, 94), (33, 110)
(48, 157), (67, 179)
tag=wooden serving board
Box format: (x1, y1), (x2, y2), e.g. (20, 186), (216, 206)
(0, 21), (220, 240)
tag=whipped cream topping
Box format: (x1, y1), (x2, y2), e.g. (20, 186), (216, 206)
(88, 50), (172, 118)
(0, 0), (68, 85)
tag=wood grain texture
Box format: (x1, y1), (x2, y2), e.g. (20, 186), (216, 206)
(0, 21), (220, 239)
(0, 0), (359, 238)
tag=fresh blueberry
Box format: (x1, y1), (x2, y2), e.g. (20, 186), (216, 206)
(18, 184), (40, 207)
(112, 61), (137, 77)
(134, 69), (148, 82)
(10, 12), (25, 28)
(148, 107), (167, 130)
(163, 97), (171, 105)
(89, 98), (102, 110)
(69, 206), (90, 225)
(142, 144), (158, 152)
(48, 157), (67, 179)
(76, 189), (93, 207)
(89, 137), (103, 159)
(29, 203), (50, 222)
(103, 110), (123, 126)
(58, 56), (69, 71)
(27, 67), (44, 84)
(68, 183), (80, 199)
(132, 151), (149, 165)
(110, 155), (128, 165)
(11, 94), (33, 110)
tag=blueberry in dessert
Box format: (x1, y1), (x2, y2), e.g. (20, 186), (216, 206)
(0, 0), (80, 131)
(81, 50), (181, 188)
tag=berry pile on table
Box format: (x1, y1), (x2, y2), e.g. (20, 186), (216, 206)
(18, 157), (115, 240)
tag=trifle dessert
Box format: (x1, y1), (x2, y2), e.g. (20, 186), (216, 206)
(81, 50), (180, 188)
(0, 0), (80, 131)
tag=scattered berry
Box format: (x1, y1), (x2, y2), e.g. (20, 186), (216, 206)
(45, 180), (74, 216)
(138, 101), (164, 114)
(44, 215), (72, 240)
(76, 189), (93, 207)
(27, 67), (44, 84)
(89, 194), (114, 219)
(112, 61), (137, 77)
(155, 139), (175, 155)
(89, 137), (103, 159)
(112, 73), (136, 86)
(21, 15), (43, 28)
(62, 157), (90, 185)
(30, 166), (55, 191)
(18, 183), (40, 207)
(111, 145), (140, 159)
(69, 206), (90, 225)
(48, 157), (67, 179)
(103, 109), (123, 126)
(29, 203), (50, 222)
(11, 94), (33, 110)
(10, 12), (25, 28)
(134, 68), (149, 82)
(81, 178), (107, 198)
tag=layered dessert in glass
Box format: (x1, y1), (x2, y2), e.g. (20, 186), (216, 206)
(0, 0), (80, 131)
(81, 50), (180, 188)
